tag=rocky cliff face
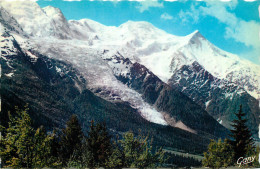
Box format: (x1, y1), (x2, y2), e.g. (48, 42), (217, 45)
(101, 51), (228, 136)
(168, 61), (260, 136)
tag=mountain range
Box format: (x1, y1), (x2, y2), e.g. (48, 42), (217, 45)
(0, 1), (259, 153)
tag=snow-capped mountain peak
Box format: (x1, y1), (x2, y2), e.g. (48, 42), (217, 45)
(177, 31), (260, 100)
(119, 20), (178, 42)
(187, 30), (206, 44)
(0, 1), (51, 37)
(0, 6), (24, 36)
(1, 1), (259, 131)
(0, 1), (82, 39)
(119, 20), (156, 31)
(42, 6), (64, 19)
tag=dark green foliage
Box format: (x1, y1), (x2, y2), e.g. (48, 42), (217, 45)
(165, 152), (201, 168)
(119, 131), (165, 168)
(106, 140), (125, 168)
(228, 105), (255, 161)
(202, 139), (234, 169)
(202, 105), (257, 169)
(85, 120), (112, 168)
(65, 121), (167, 168)
(0, 105), (58, 168)
(0, 106), (206, 168)
(59, 114), (84, 165)
(251, 146), (260, 168)
(0, 105), (35, 168)
(32, 126), (60, 167)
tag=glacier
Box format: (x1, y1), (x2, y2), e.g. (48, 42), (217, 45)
(0, 0), (259, 130)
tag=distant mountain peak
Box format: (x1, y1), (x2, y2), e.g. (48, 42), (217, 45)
(119, 20), (157, 32)
(188, 30), (206, 42)
(122, 20), (153, 26)
(190, 30), (201, 36)
(0, 6), (25, 35)
(1, 1), (259, 101)
(42, 6), (64, 18)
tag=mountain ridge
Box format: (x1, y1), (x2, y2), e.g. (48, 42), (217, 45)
(0, 26), (226, 154)
(0, 1), (259, 137)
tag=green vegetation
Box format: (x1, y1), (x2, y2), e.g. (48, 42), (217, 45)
(5, 104), (258, 168)
(0, 105), (168, 168)
(229, 105), (255, 160)
(59, 114), (84, 166)
(202, 139), (234, 169)
(0, 105), (58, 168)
(165, 152), (201, 168)
(119, 131), (165, 168)
(85, 120), (112, 168)
(203, 105), (259, 169)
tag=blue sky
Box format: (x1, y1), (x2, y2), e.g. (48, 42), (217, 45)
(37, 0), (260, 64)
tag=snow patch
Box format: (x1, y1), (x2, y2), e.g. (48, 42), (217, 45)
(225, 92), (234, 99)
(26, 51), (38, 62)
(5, 72), (13, 77)
(205, 100), (211, 108)
(55, 66), (62, 73)
(140, 106), (168, 125)
(217, 118), (223, 124)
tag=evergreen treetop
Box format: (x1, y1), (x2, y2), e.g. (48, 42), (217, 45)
(228, 105), (255, 161)
(85, 120), (112, 168)
(59, 114), (84, 165)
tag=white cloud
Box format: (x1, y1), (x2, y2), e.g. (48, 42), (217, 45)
(225, 19), (260, 48)
(177, 1), (260, 61)
(200, 1), (260, 60)
(161, 12), (173, 20)
(136, 0), (163, 13)
(200, 4), (237, 27)
(178, 5), (200, 24)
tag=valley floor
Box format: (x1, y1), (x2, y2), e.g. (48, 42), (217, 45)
(164, 149), (204, 161)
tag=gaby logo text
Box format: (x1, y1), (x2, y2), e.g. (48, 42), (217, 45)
(237, 156), (256, 167)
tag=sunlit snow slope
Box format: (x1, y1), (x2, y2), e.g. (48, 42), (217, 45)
(69, 19), (260, 100)
(1, 1), (258, 102)
(0, 1), (169, 126)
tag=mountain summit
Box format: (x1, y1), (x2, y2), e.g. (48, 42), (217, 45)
(0, 1), (259, 138)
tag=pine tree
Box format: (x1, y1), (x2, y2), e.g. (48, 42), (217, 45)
(202, 139), (234, 169)
(85, 120), (112, 168)
(32, 126), (58, 167)
(0, 105), (35, 168)
(0, 105), (59, 168)
(105, 139), (125, 168)
(251, 145), (260, 168)
(228, 105), (255, 161)
(120, 131), (165, 168)
(59, 114), (84, 166)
